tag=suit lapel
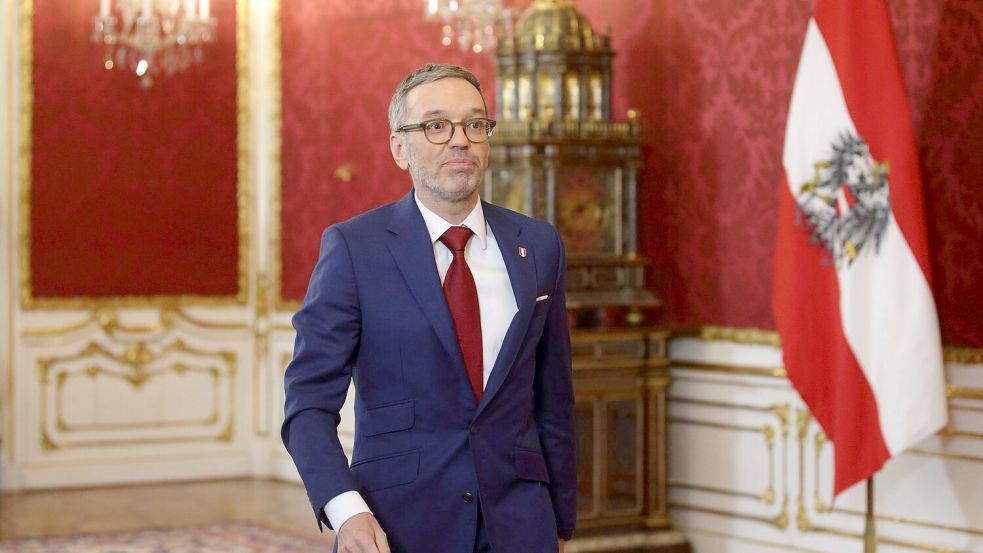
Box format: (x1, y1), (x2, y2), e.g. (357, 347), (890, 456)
(477, 202), (537, 417)
(387, 192), (465, 370)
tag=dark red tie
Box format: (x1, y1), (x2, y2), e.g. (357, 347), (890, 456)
(439, 226), (483, 403)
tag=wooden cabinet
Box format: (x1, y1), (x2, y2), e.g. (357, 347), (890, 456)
(571, 327), (689, 552)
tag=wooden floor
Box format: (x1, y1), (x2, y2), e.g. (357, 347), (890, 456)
(0, 478), (333, 546)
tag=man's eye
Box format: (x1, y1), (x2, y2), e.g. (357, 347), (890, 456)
(426, 121), (447, 132)
(466, 120), (486, 130)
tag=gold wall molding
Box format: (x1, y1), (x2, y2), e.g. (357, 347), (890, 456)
(673, 325), (982, 365)
(17, 0), (250, 309)
(795, 409), (980, 553)
(253, 274), (268, 437)
(947, 385), (983, 401)
(22, 306), (251, 339)
(674, 325), (781, 347)
(938, 427), (983, 440)
(669, 500), (789, 530)
(670, 360), (787, 379)
(667, 398), (790, 528)
(37, 339), (236, 450)
(944, 347), (983, 365)
(907, 449), (983, 464)
(270, 0), (296, 314)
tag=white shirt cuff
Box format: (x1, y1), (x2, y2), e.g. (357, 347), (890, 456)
(324, 490), (372, 531)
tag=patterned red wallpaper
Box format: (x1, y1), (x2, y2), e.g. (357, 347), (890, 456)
(279, 0), (983, 347)
(29, 0), (240, 300)
(279, 0), (498, 301)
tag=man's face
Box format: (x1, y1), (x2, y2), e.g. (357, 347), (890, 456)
(390, 78), (490, 205)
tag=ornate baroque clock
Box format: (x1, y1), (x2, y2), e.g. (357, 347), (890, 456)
(485, 0), (660, 323)
(485, 2), (688, 551)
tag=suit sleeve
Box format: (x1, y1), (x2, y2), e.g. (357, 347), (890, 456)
(534, 226), (577, 540)
(281, 226), (362, 531)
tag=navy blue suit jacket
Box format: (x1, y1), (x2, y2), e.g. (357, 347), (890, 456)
(282, 191), (576, 552)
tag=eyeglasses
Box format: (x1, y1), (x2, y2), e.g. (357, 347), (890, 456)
(397, 117), (497, 145)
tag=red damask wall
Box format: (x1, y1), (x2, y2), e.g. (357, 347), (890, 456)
(280, 0), (983, 347)
(279, 0), (497, 300)
(30, 0), (239, 300)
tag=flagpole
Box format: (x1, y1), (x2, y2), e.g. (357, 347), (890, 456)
(864, 477), (877, 553)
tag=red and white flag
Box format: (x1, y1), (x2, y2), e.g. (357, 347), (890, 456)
(773, 0), (947, 497)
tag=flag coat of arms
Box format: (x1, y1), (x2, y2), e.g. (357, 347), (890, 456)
(772, 0), (948, 496)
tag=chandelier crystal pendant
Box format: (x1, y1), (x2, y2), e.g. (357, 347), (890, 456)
(92, 0), (217, 87)
(424, 0), (513, 53)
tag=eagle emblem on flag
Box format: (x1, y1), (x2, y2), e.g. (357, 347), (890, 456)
(795, 131), (892, 266)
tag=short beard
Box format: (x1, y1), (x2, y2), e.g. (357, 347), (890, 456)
(406, 150), (483, 205)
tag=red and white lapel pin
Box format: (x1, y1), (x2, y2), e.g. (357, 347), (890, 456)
(518, 247), (527, 258)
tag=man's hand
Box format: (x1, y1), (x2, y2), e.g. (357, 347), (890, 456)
(559, 538), (566, 553)
(336, 513), (390, 553)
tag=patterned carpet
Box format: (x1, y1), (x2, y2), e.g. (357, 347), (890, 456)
(0, 523), (325, 552)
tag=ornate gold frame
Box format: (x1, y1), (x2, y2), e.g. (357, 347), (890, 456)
(795, 410), (982, 553)
(4, 0), (16, 463)
(667, 398), (791, 529)
(37, 339), (237, 450)
(269, 0), (298, 314)
(17, 0), (250, 309)
(678, 324), (982, 364)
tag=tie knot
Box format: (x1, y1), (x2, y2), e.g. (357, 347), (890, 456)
(439, 226), (474, 252)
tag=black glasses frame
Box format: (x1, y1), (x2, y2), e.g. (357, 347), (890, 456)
(397, 117), (497, 145)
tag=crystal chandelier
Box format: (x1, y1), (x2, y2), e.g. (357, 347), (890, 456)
(92, 0), (217, 87)
(424, 0), (513, 53)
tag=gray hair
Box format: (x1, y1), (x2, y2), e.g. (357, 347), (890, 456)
(388, 63), (487, 131)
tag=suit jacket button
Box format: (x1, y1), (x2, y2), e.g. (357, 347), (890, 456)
(463, 492), (474, 503)
(469, 424), (478, 435)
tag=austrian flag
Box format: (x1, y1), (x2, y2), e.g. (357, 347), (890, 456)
(772, 0), (947, 497)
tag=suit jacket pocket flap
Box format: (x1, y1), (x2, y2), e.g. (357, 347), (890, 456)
(515, 448), (550, 483)
(351, 449), (420, 492)
(362, 400), (414, 437)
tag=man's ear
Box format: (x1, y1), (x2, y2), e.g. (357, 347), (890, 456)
(390, 132), (409, 170)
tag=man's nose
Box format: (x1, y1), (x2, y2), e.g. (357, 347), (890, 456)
(447, 123), (471, 148)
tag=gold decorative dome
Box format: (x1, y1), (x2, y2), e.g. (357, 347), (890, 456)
(503, 0), (608, 53)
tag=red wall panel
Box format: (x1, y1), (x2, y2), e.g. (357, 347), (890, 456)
(29, 0), (240, 301)
(279, 0), (983, 347)
(279, 0), (498, 301)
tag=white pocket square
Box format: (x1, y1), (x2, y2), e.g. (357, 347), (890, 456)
(535, 294), (549, 302)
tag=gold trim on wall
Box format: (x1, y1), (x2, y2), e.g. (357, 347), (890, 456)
(667, 398), (790, 528)
(270, 0), (296, 313)
(907, 449), (983, 464)
(54, 365), (222, 432)
(253, 271), (272, 437)
(944, 347), (983, 365)
(4, 0), (19, 463)
(669, 501), (789, 530)
(671, 360), (787, 379)
(18, 0), (250, 309)
(675, 325), (982, 365)
(795, 409), (980, 553)
(21, 306), (251, 339)
(948, 385), (983, 401)
(37, 340), (237, 450)
(674, 325), (781, 347)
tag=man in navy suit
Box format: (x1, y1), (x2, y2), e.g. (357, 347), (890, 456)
(282, 63), (576, 553)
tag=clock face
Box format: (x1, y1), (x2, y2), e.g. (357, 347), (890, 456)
(556, 167), (621, 255)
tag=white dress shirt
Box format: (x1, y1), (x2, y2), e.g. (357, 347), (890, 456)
(324, 193), (518, 531)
